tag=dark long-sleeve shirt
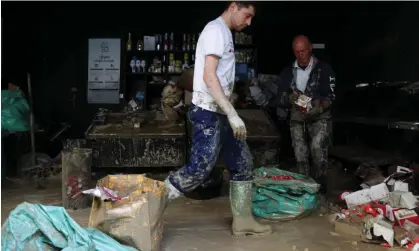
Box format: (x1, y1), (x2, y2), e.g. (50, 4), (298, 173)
(262, 56), (336, 122)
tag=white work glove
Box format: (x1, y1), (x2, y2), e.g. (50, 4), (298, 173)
(227, 114), (247, 141)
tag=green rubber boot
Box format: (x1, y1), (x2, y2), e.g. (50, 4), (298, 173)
(230, 180), (272, 237)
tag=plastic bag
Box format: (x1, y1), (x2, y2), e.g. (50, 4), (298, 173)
(1, 202), (137, 251)
(252, 166), (320, 221)
(88, 174), (165, 251)
(1, 90), (30, 133)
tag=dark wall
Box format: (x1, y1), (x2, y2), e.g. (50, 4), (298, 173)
(2, 1), (419, 136)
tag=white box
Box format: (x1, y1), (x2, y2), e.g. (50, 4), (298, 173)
(345, 183), (390, 208)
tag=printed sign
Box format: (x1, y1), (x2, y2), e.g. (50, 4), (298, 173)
(87, 38), (121, 104)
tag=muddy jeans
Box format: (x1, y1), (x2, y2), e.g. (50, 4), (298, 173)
(169, 105), (253, 193)
(290, 119), (330, 193)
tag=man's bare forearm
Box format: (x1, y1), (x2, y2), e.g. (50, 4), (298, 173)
(203, 72), (237, 117)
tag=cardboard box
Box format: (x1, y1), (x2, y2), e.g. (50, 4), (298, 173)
(393, 209), (419, 230)
(345, 183), (390, 208)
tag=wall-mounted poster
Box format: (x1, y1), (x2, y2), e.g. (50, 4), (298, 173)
(87, 38), (121, 104)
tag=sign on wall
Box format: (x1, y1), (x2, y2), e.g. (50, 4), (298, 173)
(87, 38), (121, 104)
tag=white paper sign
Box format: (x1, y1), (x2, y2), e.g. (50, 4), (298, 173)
(87, 38), (121, 104)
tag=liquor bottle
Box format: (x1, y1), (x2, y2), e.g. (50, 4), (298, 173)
(136, 39), (144, 51)
(130, 56), (136, 73)
(183, 53), (189, 69)
(135, 59), (141, 72)
(192, 34), (196, 51)
(156, 35), (161, 51)
(187, 34), (191, 51)
(162, 55), (167, 73)
(182, 34), (186, 51)
(169, 32), (174, 51)
(163, 33), (169, 51)
(127, 32), (132, 51)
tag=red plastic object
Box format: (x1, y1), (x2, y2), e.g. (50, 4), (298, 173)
(380, 243), (391, 248)
(363, 204), (379, 217)
(265, 175), (295, 180)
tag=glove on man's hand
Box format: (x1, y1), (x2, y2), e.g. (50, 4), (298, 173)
(227, 114), (247, 141)
(290, 90), (300, 104)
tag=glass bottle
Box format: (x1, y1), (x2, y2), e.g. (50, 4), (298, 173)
(127, 32), (132, 51)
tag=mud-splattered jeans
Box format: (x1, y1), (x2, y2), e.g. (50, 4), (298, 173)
(169, 105), (253, 193)
(290, 119), (330, 193)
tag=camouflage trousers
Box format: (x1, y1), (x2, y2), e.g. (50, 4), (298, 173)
(290, 119), (330, 193)
(169, 105), (253, 193)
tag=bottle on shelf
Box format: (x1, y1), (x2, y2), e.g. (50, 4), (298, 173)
(127, 32), (132, 52)
(183, 53), (189, 70)
(192, 34), (196, 51)
(136, 39), (144, 51)
(187, 34), (191, 51)
(162, 55), (167, 73)
(156, 35), (161, 51)
(164, 33), (169, 51)
(170, 32), (174, 51)
(182, 34), (187, 51)
(135, 59), (141, 73)
(169, 53), (175, 73)
(130, 58), (136, 73)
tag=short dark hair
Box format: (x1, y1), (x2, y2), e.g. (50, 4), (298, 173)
(226, 1), (257, 11)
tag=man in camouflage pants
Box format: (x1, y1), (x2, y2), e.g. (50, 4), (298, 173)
(250, 35), (336, 204)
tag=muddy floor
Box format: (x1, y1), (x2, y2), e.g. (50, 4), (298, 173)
(1, 175), (392, 251)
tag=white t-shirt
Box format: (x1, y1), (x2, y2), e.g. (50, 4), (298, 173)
(191, 16), (235, 113)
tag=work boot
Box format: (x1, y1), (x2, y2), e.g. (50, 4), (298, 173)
(163, 178), (182, 208)
(230, 180), (272, 237)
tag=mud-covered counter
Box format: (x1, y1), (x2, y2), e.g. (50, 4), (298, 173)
(85, 112), (186, 168)
(187, 109), (281, 168)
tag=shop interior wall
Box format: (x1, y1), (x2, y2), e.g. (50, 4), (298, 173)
(2, 2), (418, 138)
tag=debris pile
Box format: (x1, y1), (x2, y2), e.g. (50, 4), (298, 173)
(331, 166), (419, 250)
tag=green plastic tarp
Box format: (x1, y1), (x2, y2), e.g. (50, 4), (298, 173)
(1, 90), (30, 133)
(252, 166), (321, 221)
(1, 202), (137, 251)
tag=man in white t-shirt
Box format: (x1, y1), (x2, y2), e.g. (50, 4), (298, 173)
(163, 1), (272, 237)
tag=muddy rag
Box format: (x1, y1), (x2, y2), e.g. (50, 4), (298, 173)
(1, 202), (137, 251)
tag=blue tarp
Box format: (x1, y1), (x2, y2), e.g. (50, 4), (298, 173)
(1, 202), (137, 251)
